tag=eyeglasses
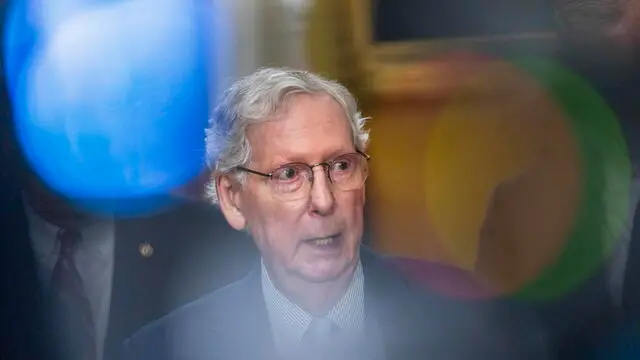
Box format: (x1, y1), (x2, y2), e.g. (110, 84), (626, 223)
(236, 151), (370, 201)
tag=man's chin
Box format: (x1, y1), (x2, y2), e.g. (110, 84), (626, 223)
(296, 261), (353, 283)
(299, 271), (342, 283)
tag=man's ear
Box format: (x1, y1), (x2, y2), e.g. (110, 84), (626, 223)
(216, 173), (247, 231)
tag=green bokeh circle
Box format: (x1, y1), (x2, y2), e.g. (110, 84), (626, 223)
(508, 57), (632, 302)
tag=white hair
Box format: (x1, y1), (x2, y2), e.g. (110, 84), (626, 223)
(204, 67), (370, 203)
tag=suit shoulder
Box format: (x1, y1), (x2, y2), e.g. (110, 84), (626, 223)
(123, 279), (248, 360)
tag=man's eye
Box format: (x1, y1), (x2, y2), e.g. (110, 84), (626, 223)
(274, 167), (301, 181)
(332, 159), (352, 173)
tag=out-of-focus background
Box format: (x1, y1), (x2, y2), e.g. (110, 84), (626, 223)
(294, 0), (633, 300)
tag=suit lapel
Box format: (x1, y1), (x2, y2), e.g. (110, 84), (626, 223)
(105, 217), (170, 360)
(104, 221), (136, 360)
(360, 247), (430, 360)
(105, 202), (259, 360)
(362, 248), (399, 359)
(221, 264), (277, 360)
(0, 184), (56, 360)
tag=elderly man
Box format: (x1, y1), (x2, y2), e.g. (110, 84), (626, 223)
(124, 68), (549, 360)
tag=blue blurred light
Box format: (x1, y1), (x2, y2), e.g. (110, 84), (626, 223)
(4, 0), (226, 216)
(3, 0), (40, 98)
(3, 0), (94, 97)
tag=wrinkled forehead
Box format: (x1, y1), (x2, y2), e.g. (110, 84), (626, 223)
(246, 93), (354, 166)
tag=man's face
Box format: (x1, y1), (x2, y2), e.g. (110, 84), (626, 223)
(221, 93), (365, 284)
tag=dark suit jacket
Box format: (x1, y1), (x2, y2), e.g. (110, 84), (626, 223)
(0, 173), (258, 360)
(539, 47), (640, 359)
(124, 247), (550, 360)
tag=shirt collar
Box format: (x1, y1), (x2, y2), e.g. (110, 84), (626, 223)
(22, 194), (115, 261)
(260, 259), (365, 348)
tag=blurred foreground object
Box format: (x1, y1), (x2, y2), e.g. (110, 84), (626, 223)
(555, 0), (640, 63)
(3, 0), (225, 216)
(368, 53), (630, 301)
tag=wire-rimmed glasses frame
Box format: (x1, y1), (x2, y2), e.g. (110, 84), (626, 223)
(235, 150), (370, 201)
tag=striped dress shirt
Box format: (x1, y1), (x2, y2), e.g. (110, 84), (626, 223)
(260, 259), (365, 356)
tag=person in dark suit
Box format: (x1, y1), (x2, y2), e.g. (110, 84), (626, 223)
(0, 77), (258, 360)
(546, 0), (640, 357)
(125, 67), (550, 360)
(0, 2), (259, 359)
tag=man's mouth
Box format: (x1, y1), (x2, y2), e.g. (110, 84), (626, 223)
(303, 234), (342, 249)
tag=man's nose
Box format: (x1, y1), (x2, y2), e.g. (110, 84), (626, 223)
(308, 166), (335, 216)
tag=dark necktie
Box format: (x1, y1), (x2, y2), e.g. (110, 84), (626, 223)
(51, 228), (97, 360)
(298, 317), (338, 357)
(303, 317), (336, 342)
(299, 317), (364, 360)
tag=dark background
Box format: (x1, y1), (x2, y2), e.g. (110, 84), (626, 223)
(373, 0), (557, 42)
